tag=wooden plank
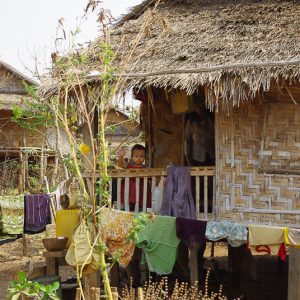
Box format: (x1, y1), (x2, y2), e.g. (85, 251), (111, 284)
(45, 257), (58, 275)
(124, 177), (130, 211)
(288, 248), (300, 300)
(135, 178), (140, 212)
(117, 178), (121, 210)
(90, 287), (96, 300)
(75, 288), (81, 300)
(143, 177), (147, 213)
(40, 147), (44, 185)
(22, 235), (28, 257)
(109, 178), (112, 205)
(83, 166), (216, 179)
(94, 288), (100, 300)
(189, 242), (200, 285)
(137, 287), (144, 300)
(43, 250), (67, 258)
(212, 175), (216, 214)
(195, 176), (200, 219)
(151, 176), (156, 211)
(159, 175), (164, 212)
(110, 264), (120, 287)
(111, 287), (118, 300)
(204, 176), (208, 219)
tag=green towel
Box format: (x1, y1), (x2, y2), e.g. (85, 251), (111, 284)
(135, 215), (180, 275)
(0, 195), (24, 235)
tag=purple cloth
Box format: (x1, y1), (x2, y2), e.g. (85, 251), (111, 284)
(176, 217), (207, 247)
(24, 194), (51, 232)
(160, 167), (197, 219)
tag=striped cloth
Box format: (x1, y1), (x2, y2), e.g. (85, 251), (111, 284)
(24, 194), (51, 232)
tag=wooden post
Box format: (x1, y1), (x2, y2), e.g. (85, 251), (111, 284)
(52, 154), (59, 186)
(22, 234), (28, 257)
(111, 287), (118, 300)
(18, 151), (23, 194)
(75, 288), (81, 300)
(110, 262), (120, 287)
(83, 272), (99, 299)
(288, 248), (300, 300)
(137, 287), (144, 300)
(40, 147), (44, 185)
(190, 242), (200, 285)
(22, 128), (28, 189)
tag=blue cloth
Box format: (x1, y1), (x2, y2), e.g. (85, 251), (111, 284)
(24, 194), (51, 232)
(205, 221), (248, 247)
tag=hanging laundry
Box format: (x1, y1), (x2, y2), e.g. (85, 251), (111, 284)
(134, 215), (180, 275)
(98, 207), (135, 267)
(284, 227), (300, 248)
(56, 209), (80, 247)
(160, 167), (196, 219)
(54, 177), (73, 210)
(66, 220), (100, 275)
(0, 195), (24, 235)
(248, 224), (286, 261)
(176, 217), (207, 247)
(24, 194), (51, 233)
(205, 221), (248, 247)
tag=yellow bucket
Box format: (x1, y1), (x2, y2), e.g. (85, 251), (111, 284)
(56, 209), (80, 247)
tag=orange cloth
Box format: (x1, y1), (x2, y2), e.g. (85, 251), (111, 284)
(98, 207), (135, 267)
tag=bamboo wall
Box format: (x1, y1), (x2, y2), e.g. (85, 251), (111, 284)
(217, 85), (300, 226)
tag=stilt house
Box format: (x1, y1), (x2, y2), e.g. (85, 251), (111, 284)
(92, 0), (300, 227)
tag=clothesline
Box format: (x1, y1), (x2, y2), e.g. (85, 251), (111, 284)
(93, 207), (300, 276)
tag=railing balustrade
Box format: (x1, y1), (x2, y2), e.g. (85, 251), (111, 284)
(83, 166), (216, 220)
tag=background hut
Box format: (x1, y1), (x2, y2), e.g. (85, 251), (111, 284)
(0, 60), (58, 193)
(85, 0), (300, 227)
(106, 107), (143, 158)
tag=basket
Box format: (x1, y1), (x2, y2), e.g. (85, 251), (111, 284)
(42, 237), (68, 251)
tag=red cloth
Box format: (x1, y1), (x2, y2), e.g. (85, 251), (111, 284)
(253, 243), (287, 261)
(120, 164), (151, 210)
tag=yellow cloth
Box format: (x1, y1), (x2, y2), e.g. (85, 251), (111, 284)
(98, 207), (135, 267)
(284, 227), (300, 248)
(56, 209), (80, 247)
(248, 224), (284, 255)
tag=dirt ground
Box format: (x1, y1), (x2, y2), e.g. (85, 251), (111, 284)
(0, 237), (288, 300)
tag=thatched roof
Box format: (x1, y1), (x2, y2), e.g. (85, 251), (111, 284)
(88, 0), (300, 110)
(0, 60), (38, 87)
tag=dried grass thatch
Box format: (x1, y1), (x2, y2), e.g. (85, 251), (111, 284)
(40, 0), (300, 111)
(90, 0), (300, 110)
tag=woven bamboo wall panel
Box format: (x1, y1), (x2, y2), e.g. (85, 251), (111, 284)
(260, 103), (300, 174)
(218, 99), (300, 226)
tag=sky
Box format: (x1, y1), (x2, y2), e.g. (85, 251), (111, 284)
(0, 0), (141, 79)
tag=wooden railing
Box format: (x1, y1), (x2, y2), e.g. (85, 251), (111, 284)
(83, 166), (216, 220)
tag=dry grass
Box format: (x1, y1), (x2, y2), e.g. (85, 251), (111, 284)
(122, 270), (242, 300)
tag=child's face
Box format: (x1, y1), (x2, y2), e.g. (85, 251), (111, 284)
(132, 149), (145, 165)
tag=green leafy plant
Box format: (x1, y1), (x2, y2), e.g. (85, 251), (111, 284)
(8, 272), (60, 300)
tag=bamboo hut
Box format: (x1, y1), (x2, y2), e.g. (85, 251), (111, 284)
(84, 0), (300, 227)
(0, 60), (58, 192)
(38, 1), (300, 295)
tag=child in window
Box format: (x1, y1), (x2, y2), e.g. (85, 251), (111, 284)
(118, 144), (146, 169)
(118, 144), (151, 211)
